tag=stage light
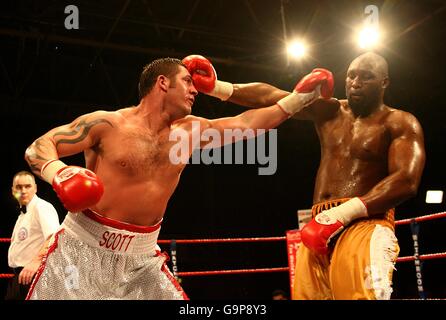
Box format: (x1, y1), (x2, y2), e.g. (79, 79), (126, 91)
(426, 190), (443, 204)
(358, 26), (380, 49)
(287, 40), (307, 59)
(356, 4), (382, 50)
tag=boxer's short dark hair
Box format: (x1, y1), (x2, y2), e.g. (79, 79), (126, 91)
(138, 58), (185, 100)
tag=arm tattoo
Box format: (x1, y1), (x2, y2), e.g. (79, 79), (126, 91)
(53, 118), (113, 147)
(25, 138), (53, 173)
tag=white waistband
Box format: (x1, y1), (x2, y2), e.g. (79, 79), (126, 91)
(61, 212), (161, 254)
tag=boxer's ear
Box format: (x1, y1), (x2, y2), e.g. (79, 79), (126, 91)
(382, 76), (389, 89)
(158, 75), (170, 92)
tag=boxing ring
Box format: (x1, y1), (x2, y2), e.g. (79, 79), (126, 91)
(1, 211), (445, 299)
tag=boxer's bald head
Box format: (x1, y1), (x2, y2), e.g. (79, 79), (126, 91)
(346, 52), (389, 114)
(348, 52), (388, 78)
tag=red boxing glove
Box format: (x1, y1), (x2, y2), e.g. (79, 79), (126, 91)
(295, 68), (334, 99)
(41, 160), (104, 212)
(277, 68), (334, 117)
(300, 216), (344, 255)
(182, 55), (216, 93)
(301, 198), (368, 255)
(182, 55), (233, 100)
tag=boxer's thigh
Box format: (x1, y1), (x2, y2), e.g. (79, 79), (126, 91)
(330, 220), (399, 300)
(293, 243), (332, 300)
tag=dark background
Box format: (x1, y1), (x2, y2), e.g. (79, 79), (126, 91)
(1, 0), (445, 300)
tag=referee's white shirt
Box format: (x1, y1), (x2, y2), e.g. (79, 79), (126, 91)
(8, 195), (60, 268)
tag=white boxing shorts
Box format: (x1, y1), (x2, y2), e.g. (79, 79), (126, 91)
(27, 210), (187, 300)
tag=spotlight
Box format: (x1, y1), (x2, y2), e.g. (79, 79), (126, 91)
(287, 40), (307, 59)
(357, 26), (380, 49)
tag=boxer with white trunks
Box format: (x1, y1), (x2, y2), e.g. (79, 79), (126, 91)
(25, 57), (333, 299)
(27, 210), (185, 300)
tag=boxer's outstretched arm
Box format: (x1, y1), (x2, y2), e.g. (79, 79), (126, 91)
(192, 70), (334, 148)
(25, 110), (112, 177)
(209, 103), (288, 135)
(230, 85), (342, 123)
(229, 83), (290, 108)
(182, 55), (338, 119)
(361, 111), (426, 215)
(188, 104), (287, 149)
(183, 55), (290, 107)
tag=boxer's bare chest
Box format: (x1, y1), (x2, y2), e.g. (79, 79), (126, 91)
(100, 125), (180, 176)
(318, 109), (390, 162)
(313, 108), (392, 200)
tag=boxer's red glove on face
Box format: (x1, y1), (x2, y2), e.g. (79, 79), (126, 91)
(295, 68), (334, 99)
(301, 198), (368, 255)
(276, 68), (334, 117)
(182, 55), (233, 100)
(41, 160), (104, 212)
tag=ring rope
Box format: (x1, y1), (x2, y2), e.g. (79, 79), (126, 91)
(395, 252), (446, 263)
(1, 212), (444, 244)
(4, 252), (444, 279)
(1, 211), (445, 279)
(177, 267), (289, 277)
(0, 253), (445, 279)
(395, 211), (446, 225)
(176, 252), (446, 277)
(157, 236), (285, 244)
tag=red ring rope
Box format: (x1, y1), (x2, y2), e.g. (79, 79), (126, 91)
(1, 211), (445, 280)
